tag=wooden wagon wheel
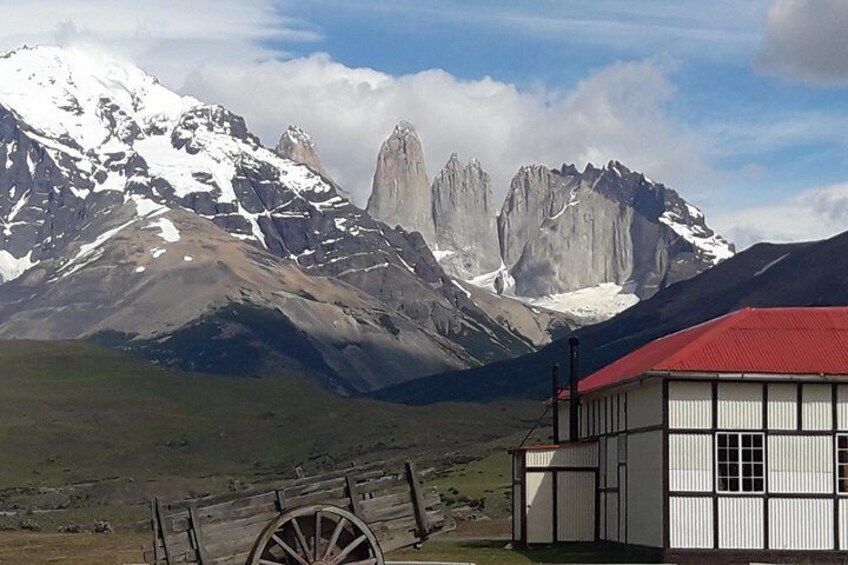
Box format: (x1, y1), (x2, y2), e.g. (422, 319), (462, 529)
(248, 504), (384, 565)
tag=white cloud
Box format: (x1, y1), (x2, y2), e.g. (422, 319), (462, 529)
(759, 0), (848, 85)
(714, 182), (848, 249)
(184, 54), (711, 206)
(0, 0), (319, 89)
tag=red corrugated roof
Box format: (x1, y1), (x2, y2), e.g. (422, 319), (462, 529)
(558, 307), (848, 399)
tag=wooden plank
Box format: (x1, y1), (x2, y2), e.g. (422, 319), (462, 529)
(189, 504), (209, 565)
(151, 499), (160, 565)
(156, 497), (175, 565)
(405, 461), (430, 538)
(346, 474), (362, 517)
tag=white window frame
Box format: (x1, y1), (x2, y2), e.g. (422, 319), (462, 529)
(837, 433), (848, 495)
(715, 431), (765, 494)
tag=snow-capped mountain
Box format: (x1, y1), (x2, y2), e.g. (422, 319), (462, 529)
(366, 121), (733, 323)
(0, 45), (570, 391)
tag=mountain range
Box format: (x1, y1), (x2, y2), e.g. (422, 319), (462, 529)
(365, 121), (733, 323)
(0, 45), (570, 393)
(0, 44), (740, 395)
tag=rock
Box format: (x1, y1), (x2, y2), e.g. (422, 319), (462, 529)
(366, 121), (433, 240)
(275, 124), (332, 181)
(431, 154), (500, 278)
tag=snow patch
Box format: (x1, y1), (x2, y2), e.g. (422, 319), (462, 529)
(135, 266), (146, 273)
(145, 218), (180, 243)
(183, 255), (193, 262)
(150, 248), (166, 258)
(0, 249), (35, 282)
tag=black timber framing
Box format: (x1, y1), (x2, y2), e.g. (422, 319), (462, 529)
(666, 377), (848, 554)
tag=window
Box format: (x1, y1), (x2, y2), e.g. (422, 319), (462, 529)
(838, 435), (848, 493)
(717, 432), (764, 493)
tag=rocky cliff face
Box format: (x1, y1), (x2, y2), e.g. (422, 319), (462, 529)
(498, 161), (734, 299)
(431, 154), (501, 278)
(275, 124), (332, 181)
(366, 121), (433, 240)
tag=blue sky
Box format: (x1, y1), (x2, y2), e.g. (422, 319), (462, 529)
(0, 0), (846, 247)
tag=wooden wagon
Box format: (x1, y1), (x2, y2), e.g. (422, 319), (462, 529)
(143, 461), (454, 565)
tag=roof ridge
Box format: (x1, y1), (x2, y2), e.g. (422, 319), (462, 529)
(658, 307), (753, 368)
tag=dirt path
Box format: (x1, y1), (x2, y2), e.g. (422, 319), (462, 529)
(0, 532), (147, 564)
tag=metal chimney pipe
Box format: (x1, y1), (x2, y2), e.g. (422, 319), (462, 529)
(551, 364), (560, 444)
(568, 337), (580, 442)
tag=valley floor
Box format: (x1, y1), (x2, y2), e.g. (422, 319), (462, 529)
(0, 530), (663, 564)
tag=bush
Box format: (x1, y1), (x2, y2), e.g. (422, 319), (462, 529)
(93, 520), (114, 534)
(19, 519), (41, 532)
(58, 523), (87, 534)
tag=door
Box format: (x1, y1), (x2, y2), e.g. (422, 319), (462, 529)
(557, 471), (596, 541)
(525, 471), (554, 543)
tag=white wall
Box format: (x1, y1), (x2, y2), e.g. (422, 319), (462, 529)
(770, 498), (833, 550)
(718, 382), (762, 429)
(802, 384), (832, 431)
(525, 471), (553, 543)
(669, 381), (711, 429)
(627, 429), (664, 547)
(669, 496), (712, 549)
(525, 443), (598, 468)
(628, 380), (663, 430)
(768, 383), (796, 430)
(669, 433), (712, 492)
(719, 497), (763, 549)
(768, 435), (832, 493)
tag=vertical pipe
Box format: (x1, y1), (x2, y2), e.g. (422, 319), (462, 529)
(552, 364), (560, 444)
(569, 337), (580, 442)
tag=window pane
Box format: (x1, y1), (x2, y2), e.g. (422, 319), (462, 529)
(742, 435), (751, 448)
(718, 434), (727, 448)
(753, 479), (763, 492)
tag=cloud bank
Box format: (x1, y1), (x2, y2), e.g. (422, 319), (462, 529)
(185, 55), (709, 207)
(759, 0), (848, 84)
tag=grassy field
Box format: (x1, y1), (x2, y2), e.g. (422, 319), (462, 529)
(0, 340), (548, 531)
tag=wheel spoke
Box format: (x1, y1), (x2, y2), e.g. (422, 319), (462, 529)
(345, 560), (377, 565)
(271, 533), (309, 565)
(258, 560), (287, 565)
(290, 517), (311, 559)
(328, 534), (367, 565)
(323, 516), (347, 560)
(314, 511), (322, 560)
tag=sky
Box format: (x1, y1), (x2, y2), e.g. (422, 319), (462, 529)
(0, 0), (847, 248)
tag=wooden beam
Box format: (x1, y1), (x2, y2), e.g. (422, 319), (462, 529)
(150, 499), (160, 565)
(345, 474), (363, 517)
(189, 504), (209, 565)
(154, 497), (173, 565)
(405, 461), (431, 539)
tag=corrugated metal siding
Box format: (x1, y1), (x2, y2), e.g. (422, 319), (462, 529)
(769, 498), (833, 550)
(557, 403), (570, 442)
(768, 435), (832, 493)
(718, 382), (763, 429)
(605, 492), (619, 542)
(606, 438), (618, 488)
(839, 499), (848, 549)
(838, 386), (848, 430)
(627, 430), (664, 547)
(669, 381), (712, 429)
(669, 496), (713, 549)
(599, 492), (606, 540)
(557, 472), (595, 541)
(598, 437), (607, 488)
(718, 497), (763, 549)
(525, 472), (553, 543)
(803, 383), (833, 431)
(525, 442), (598, 469)
(628, 380), (663, 429)
(767, 383), (796, 430)
(618, 467), (627, 543)
(669, 433), (712, 492)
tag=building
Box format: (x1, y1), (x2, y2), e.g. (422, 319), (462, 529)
(511, 307), (848, 562)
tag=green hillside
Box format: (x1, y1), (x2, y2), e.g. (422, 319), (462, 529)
(0, 340), (542, 529)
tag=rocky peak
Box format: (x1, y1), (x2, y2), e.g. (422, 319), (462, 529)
(366, 120), (433, 240)
(430, 154), (500, 277)
(275, 124), (332, 181)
